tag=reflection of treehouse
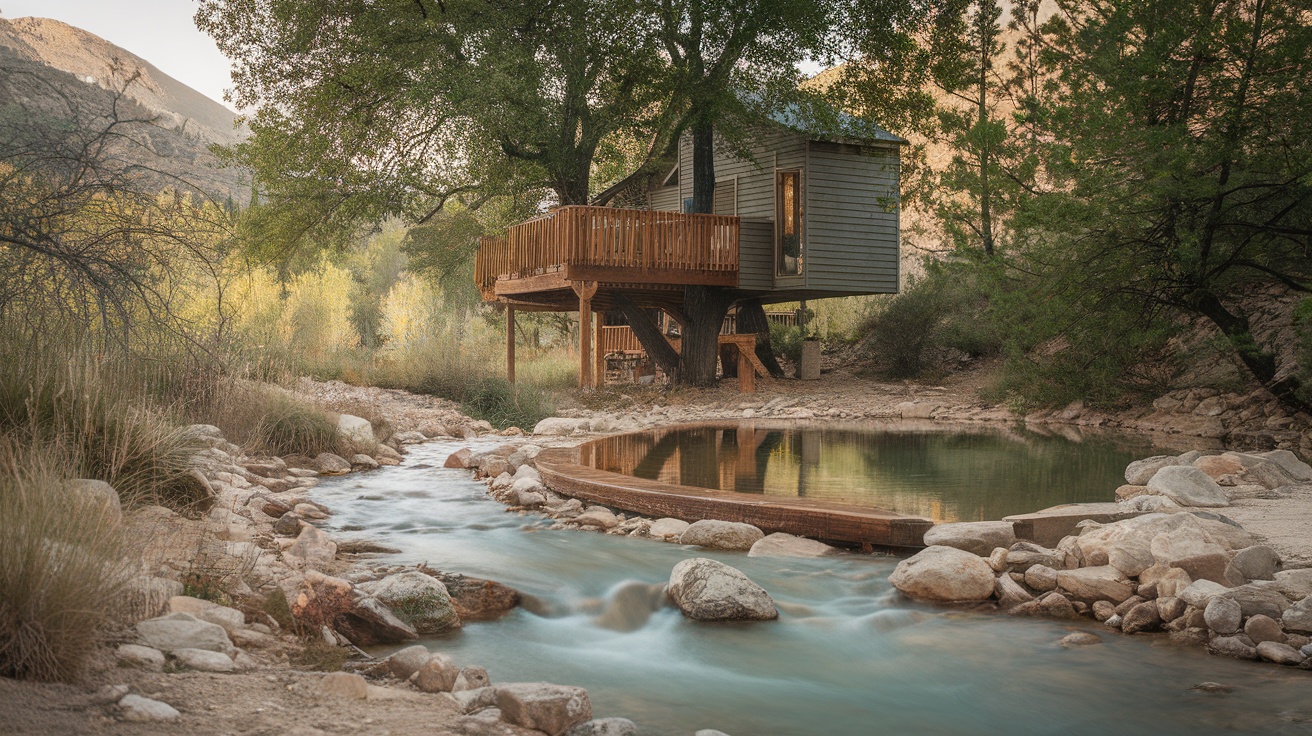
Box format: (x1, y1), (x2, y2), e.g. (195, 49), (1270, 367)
(475, 116), (907, 390)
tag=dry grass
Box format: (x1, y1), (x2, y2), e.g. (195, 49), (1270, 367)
(0, 438), (133, 682)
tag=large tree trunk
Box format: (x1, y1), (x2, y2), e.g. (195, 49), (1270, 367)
(691, 119), (716, 214)
(736, 299), (786, 378)
(679, 285), (735, 387)
(1186, 289), (1309, 414)
(613, 292), (681, 378)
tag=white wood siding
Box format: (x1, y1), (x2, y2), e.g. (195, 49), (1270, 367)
(803, 141), (900, 294)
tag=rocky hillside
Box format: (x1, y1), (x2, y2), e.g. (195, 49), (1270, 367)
(0, 16), (249, 200)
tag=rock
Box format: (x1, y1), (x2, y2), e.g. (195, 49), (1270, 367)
(1256, 641), (1305, 665)
(115, 644), (165, 671)
(424, 571), (522, 621)
(648, 518), (690, 541)
(1146, 466), (1229, 507)
(312, 452), (352, 475)
(318, 672), (369, 699)
(381, 644), (432, 679)
(118, 575), (184, 622)
(168, 596), (245, 634)
(292, 570), (418, 646)
(1037, 591), (1078, 618)
(888, 546), (997, 603)
(1222, 584), (1290, 619)
(286, 524), (338, 569)
(1121, 495), (1180, 513)
(358, 571), (460, 635)
(1157, 596), (1187, 622)
(667, 558), (778, 621)
(413, 652), (460, 693)
(986, 547), (1009, 572)
(896, 401), (939, 419)
(454, 666), (491, 692)
(575, 508), (620, 530)
(1114, 484), (1151, 501)
(1244, 614), (1285, 645)
(747, 532), (837, 558)
(995, 573), (1034, 608)
(678, 520), (765, 551)
(1125, 455), (1181, 485)
(172, 647), (236, 672)
(1056, 566), (1134, 604)
(1091, 600), (1117, 622)
(1006, 543), (1064, 571)
(922, 521), (1016, 556)
(1172, 552), (1240, 587)
(1208, 635), (1258, 660)
(1121, 601), (1161, 634)
(494, 682), (593, 736)
(135, 612), (232, 653)
(1204, 596), (1242, 634)
(1222, 452), (1297, 489)
(64, 479), (121, 524)
(338, 414), (375, 445)
(532, 417), (590, 436)
(1192, 681), (1234, 694)
(1179, 579), (1229, 608)
(1272, 569), (1312, 600)
(230, 628), (278, 649)
(566, 718), (639, 736)
(351, 453), (380, 470)
(451, 686), (499, 714)
(515, 489), (547, 508)
(118, 694), (180, 722)
(1104, 614), (1123, 629)
(1230, 545), (1281, 581)
(273, 512), (303, 536)
(1282, 598), (1312, 633)
(445, 448), (474, 468)
(1261, 449), (1312, 481)
(1060, 632), (1102, 647)
(1194, 455), (1245, 480)
(695, 731), (733, 736)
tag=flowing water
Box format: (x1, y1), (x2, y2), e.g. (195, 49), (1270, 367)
(582, 423), (1163, 521)
(313, 435), (1312, 736)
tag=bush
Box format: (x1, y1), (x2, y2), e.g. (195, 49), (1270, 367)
(0, 440), (132, 681)
(860, 267), (999, 379)
(770, 323), (807, 367)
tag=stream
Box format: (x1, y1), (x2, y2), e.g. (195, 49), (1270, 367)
(313, 437), (1312, 736)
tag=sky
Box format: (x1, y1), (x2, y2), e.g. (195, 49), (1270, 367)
(0, 0), (236, 110)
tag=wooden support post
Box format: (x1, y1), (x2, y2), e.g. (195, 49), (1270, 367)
(572, 281), (598, 389)
(593, 314), (605, 389)
(737, 345), (755, 394)
(506, 305), (516, 384)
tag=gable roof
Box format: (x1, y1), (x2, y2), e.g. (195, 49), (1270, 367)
(767, 99), (907, 146)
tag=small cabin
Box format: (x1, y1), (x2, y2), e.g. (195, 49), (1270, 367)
(474, 109), (905, 389)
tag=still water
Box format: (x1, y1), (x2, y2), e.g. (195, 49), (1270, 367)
(582, 423), (1161, 521)
(313, 435), (1312, 736)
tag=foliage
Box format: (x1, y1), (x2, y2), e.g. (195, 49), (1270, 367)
(769, 323), (808, 367)
(0, 439), (133, 681)
(1296, 299), (1312, 405)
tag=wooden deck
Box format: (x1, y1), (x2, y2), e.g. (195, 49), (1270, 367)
(535, 446), (934, 549)
(475, 205), (740, 308)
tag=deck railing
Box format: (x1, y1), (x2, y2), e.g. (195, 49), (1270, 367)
(475, 206), (739, 295)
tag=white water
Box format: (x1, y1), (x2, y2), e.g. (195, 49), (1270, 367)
(312, 438), (1312, 736)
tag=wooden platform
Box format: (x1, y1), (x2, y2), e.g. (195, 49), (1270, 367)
(535, 447), (933, 549)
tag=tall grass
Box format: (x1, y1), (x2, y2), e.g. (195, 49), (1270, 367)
(0, 439), (133, 681)
(0, 335), (207, 509)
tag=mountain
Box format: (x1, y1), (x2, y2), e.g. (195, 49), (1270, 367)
(0, 16), (249, 200)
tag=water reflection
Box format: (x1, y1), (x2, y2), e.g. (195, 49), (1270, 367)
(583, 423), (1163, 521)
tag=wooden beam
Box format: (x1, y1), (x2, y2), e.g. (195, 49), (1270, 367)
(506, 305), (516, 384)
(574, 281), (597, 389)
(494, 271), (571, 296)
(564, 264), (737, 288)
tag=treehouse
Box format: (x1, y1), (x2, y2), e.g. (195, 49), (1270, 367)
(474, 109), (905, 390)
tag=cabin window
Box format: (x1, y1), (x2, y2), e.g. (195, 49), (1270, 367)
(775, 170), (803, 277)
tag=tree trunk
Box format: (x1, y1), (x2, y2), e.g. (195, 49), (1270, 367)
(680, 285), (735, 387)
(1186, 289), (1309, 413)
(614, 292), (680, 378)
(736, 299), (786, 378)
(691, 119), (716, 214)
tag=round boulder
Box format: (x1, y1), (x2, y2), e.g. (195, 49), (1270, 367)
(358, 571), (460, 635)
(922, 521), (1016, 557)
(1146, 466), (1229, 507)
(667, 558), (778, 621)
(678, 520), (765, 551)
(888, 546), (996, 603)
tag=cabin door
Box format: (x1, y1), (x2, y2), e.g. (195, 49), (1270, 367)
(775, 170), (803, 279)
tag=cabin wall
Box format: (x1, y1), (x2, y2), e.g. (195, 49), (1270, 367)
(738, 219), (774, 291)
(648, 185), (681, 212)
(803, 140), (900, 294)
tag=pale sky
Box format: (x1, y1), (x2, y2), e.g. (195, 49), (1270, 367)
(0, 0), (236, 110)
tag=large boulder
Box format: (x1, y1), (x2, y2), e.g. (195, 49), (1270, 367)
(1281, 598), (1312, 633)
(312, 452), (353, 475)
(494, 683), (593, 736)
(1146, 466), (1229, 507)
(291, 570), (417, 646)
(1262, 450), (1312, 482)
(648, 518), (690, 541)
(358, 571), (461, 635)
(64, 479), (122, 525)
(747, 533), (837, 558)
(1222, 452), (1298, 490)
(1055, 566), (1134, 604)
(678, 520), (765, 551)
(667, 558), (778, 621)
(888, 546), (996, 603)
(1125, 455), (1183, 485)
(285, 524), (337, 569)
(337, 414), (375, 446)
(1229, 545), (1281, 581)
(172, 647), (237, 673)
(135, 612), (232, 653)
(922, 521), (1016, 557)
(425, 571), (523, 621)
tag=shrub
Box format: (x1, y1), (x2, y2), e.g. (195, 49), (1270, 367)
(206, 381), (342, 457)
(769, 323), (807, 367)
(0, 440), (132, 681)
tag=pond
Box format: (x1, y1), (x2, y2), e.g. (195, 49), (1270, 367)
(580, 422), (1163, 522)
(312, 437), (1312, 736)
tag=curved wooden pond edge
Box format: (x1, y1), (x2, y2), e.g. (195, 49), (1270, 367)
(535, 446), (934, 549)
